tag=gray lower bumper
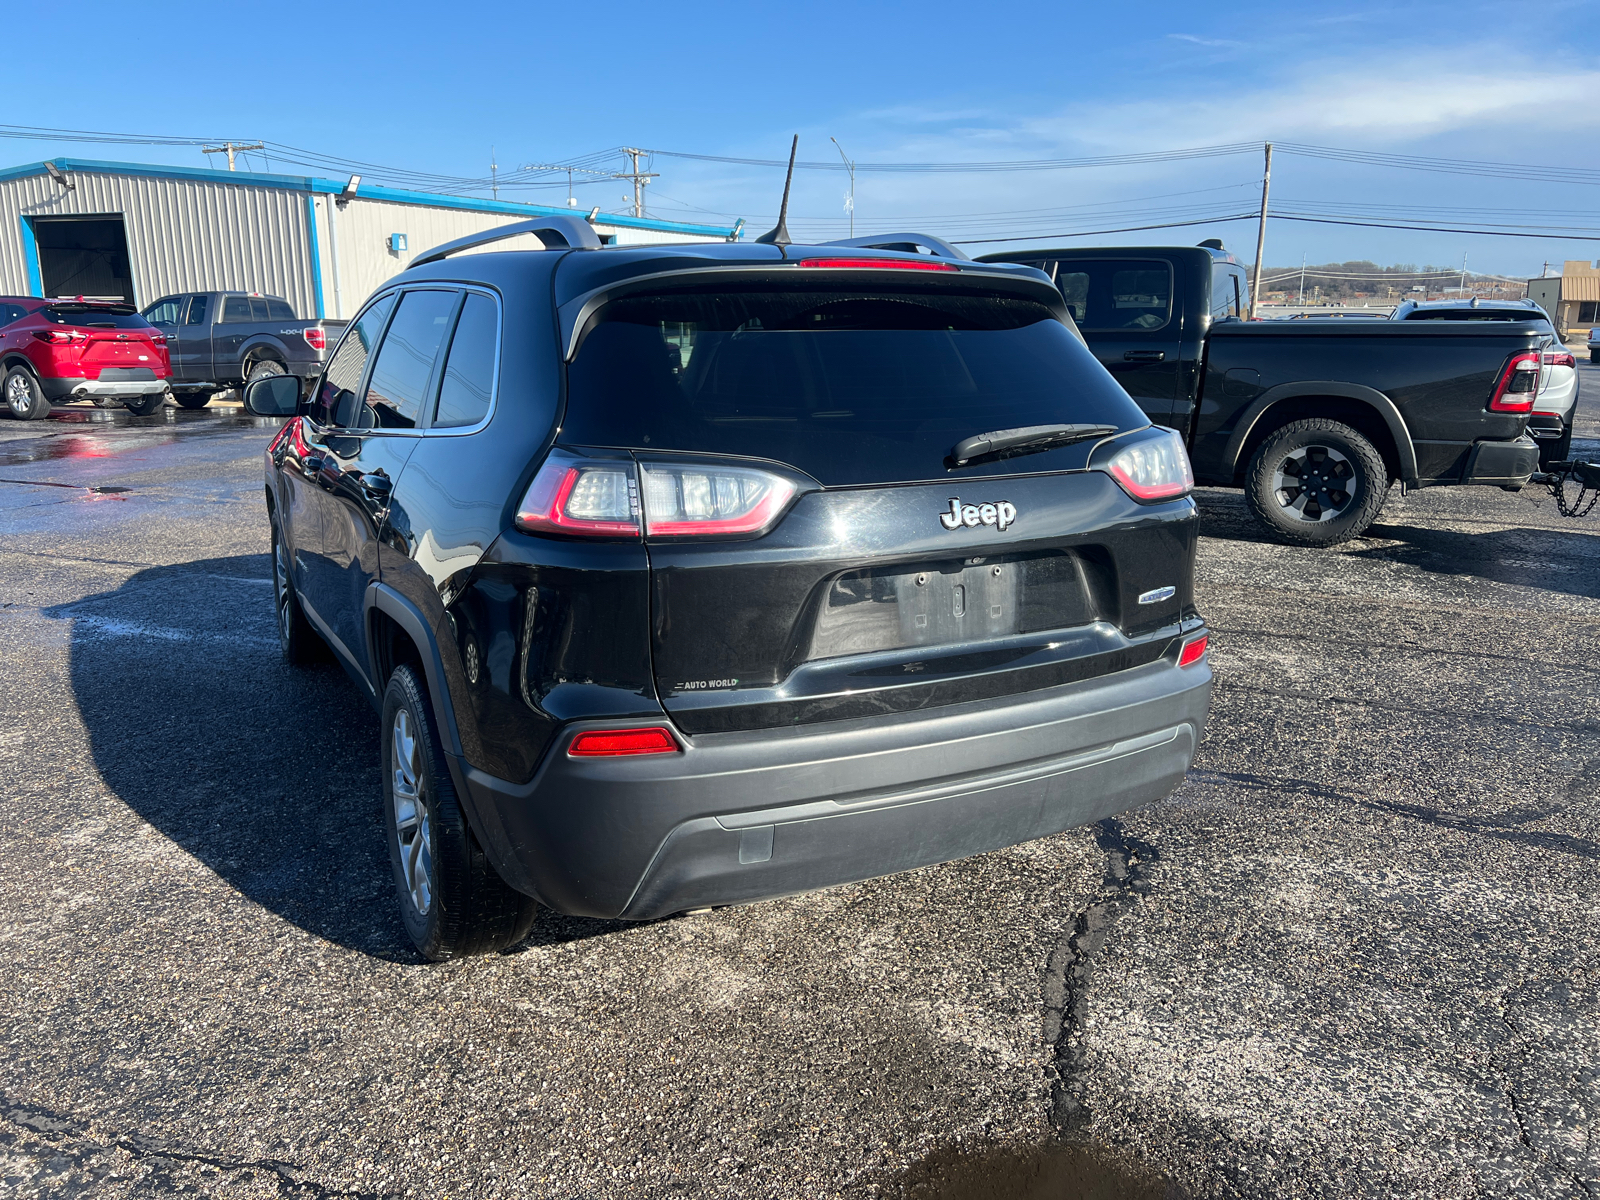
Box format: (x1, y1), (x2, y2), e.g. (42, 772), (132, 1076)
(457, 653), (1212, 920)
(42, 377), (170, 400)
(1462, 435), (1540, 487)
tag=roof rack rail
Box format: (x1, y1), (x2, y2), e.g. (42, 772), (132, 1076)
(821, 232), (971, 261)
(412, 215), (602, 266)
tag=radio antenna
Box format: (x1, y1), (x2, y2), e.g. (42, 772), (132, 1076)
(755, 135), (799, 246)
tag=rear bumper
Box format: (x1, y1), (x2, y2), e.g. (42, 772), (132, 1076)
(40, 376), (170, 400)
(455, 649), (1212, 920)
(1461, 434), (1540, 488)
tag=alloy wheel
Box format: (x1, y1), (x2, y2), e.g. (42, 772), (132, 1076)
(391, 707), (434, 917)
(1271, 444), (1356, 524)
(6, 373), (30, 416)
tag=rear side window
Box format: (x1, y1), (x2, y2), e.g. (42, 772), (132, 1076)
(266, 298), (295, 320)
(311, 292), (396, 427)
(186, 295), (209, 325)
(42, 306), (149, 329)
(361, 289), (459, 429)
(563, 287), (1147, 486)
(0, 303), (28, 327)
(433, 293), (498, 429)
(222, 296), (252, 323)
(1211, 268), (1242, 319)
(1048, 261), (1173, 331)
(144, 297), (184, 325)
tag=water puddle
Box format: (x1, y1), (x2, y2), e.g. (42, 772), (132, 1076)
(0, 406), (283, 467)
(883, 1142), (1181, 1200)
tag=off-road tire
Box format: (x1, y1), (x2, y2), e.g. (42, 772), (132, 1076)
(124, 390), (169, 417)
(270, 515), (326, 666)
(381, 664), (538, 961)
(1591, 350), (1599, 364)
(174, 391), (213, 410)
(246, 359), (286, 385)
(4, 366), (50, 421)
(1244, 418), (1389, 547)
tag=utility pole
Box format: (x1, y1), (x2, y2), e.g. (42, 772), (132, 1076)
(1298, 253), (1306, 306)
(831, 137), (856, 238)
(203, 141), (264, 171)
(619, 148), (659, 219)
(1460, 252), (1468, 295)
(1248, 142), (1272, 320)
(491, 147), (498, 201)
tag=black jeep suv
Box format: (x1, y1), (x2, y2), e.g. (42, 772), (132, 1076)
(245, 219), (1212, 960)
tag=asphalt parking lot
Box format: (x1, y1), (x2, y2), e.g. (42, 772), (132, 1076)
(0, 383), (1596, 1199)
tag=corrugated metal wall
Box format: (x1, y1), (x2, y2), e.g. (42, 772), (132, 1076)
(0, 169), (317, 315)
(319, 195), (720, 317)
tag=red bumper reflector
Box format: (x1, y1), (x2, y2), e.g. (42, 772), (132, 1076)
(1178, 634), (1208, 668)
(568, 726), (680, 757)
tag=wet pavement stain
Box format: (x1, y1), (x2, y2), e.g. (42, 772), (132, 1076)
(880, 1142), (1181, 1200)
(0, 405), (284, 466)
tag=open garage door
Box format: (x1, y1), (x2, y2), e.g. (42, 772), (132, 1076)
(32, 216), (134, 302)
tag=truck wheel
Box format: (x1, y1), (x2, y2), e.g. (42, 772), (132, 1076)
(175, 391), (213, 410)
(1591, 350), (1599, 363)
(1244, 418), (1389, 546)
(4, 366), (50, 421)
(270, 516), (326, 666)
(246, 359), (286, 386)
(382, 664), (538, 961)
(124, 390), (169, 417)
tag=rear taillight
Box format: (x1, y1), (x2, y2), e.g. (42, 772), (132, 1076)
(149, 334), (167, 348)
(516, 452), (800, 539)
(641, 463), (797, 536)
(515, 452), (640, 537)
(1543, 350), (1575, 369)
(1489, 351), (1541, 412)
(31, 329), (83, 345)
(303, 327), (326, 352)
(1178, 634), (1208, 667)
(798, 257), (958, 271)
(1100, 428), (1194, 502)
(568, 726), (680, 756)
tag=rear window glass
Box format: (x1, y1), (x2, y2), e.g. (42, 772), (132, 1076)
(1050, 261), (1173, 331)
(266, 298), (295, 320)
(1402, 309), (1541, 322)
(43, 306), (148, 329)
(222, 296), (252, 322)
(563, 288), (1146, 486)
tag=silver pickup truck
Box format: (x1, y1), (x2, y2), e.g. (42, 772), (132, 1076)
(140, 291), (347, 409)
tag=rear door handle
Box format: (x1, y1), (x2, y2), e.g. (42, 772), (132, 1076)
(1123, 350), (1166, 362)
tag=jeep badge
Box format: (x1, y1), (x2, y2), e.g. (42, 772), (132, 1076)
(939, 498), (1017, 532)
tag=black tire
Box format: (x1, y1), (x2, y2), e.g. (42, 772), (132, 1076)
(246, 359), (286, 385)
(1244, 418), (1389, 546)
(124, 390), (169, 417)
(1590, 350), (1599, 363)
(381, 664), (538, 961)
(3, 366), (50, 421)
(1539, 417), (1574, 471)
(270, 515), (326, 666)
(174, 391), (213, 410)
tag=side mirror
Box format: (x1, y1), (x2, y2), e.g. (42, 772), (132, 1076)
(243, 373), (302, 417)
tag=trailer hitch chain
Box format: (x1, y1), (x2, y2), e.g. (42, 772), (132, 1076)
(1534, 460), (1600, 518)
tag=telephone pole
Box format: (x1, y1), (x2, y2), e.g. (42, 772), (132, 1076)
(491, 146), (499, 201)
(1248, 142), (1272, 320)
(202, 141), (264, 171)
(1298, 253), (1306, 305)
(619, 148), (659, 218)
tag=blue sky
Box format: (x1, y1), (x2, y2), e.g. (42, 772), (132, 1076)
(9, 0), (1600, 276)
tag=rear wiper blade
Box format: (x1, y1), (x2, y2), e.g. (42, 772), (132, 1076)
(950, 423), (1117, 467)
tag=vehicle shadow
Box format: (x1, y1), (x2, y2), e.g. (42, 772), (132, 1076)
(1194, 490), (1600, 601)
(43, 553), (633, 962)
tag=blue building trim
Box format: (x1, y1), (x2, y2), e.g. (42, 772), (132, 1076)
(0, 158), (741, 238)
(304, 193), (325, 319)
(18, 216), (41, 297)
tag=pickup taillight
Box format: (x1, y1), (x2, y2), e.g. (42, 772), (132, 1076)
(1488, 351), (1541, 413)
(303, 327), (326, 352)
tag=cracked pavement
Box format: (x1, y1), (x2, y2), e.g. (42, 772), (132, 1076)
(0, 388), (1596, 1198)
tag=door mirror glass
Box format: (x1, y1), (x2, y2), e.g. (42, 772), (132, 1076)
(243, 373), (302, 417)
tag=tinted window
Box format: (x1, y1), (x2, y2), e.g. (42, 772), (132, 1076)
(1211, 268), (1241, 319)
(310, 292), (396, 427)
(361, 290), (458, 429)
(0, 303), (29, 327)
(434, 293), (497, 428)
(144, 297), (184, 325)
(563, 288), (1147, 486)
(1403, 309), (1543, 322)
(1048, 261), (1172, 331)
(222, 296), (252, 323)
(42, 306), (149, 329)
(186, 295), (209, 325)
(266, 298), (295, 320)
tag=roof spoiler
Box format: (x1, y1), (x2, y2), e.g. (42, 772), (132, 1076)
(822, 232), (971, 261)
(412, 215), (602, 266)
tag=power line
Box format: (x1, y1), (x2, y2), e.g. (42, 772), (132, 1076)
(645, 142), (1263, 173)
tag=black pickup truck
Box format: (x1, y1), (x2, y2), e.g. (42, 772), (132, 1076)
(977, 243), (1545, 544)
(140, 292), (347, 409)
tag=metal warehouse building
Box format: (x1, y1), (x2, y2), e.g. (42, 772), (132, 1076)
(0, 158), (741, 319)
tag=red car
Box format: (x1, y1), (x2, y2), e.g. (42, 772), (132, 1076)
(0, 297), (173, 420)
